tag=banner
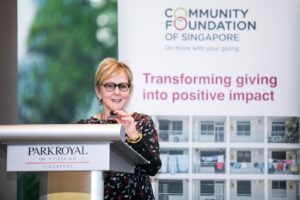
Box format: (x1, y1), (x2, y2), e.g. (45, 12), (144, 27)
(119, 0), (300, 116)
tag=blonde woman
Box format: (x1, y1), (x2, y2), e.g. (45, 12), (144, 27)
(77, 58), (161, 199)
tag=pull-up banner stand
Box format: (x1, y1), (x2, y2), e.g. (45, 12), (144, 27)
(0, 124), (149, 200)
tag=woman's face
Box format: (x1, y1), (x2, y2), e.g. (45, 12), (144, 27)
(96, 71), (132, 113)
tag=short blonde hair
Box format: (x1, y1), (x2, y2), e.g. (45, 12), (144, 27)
(95, 57), (133, 86)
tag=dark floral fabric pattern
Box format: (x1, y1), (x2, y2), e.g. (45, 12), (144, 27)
(77, 112), (161, 199)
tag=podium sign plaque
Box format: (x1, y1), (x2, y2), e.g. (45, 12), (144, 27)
(7, 143), (110, 171)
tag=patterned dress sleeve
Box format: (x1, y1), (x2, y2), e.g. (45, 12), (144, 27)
(129, 113), (161, 176)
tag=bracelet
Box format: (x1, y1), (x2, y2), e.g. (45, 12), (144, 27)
(126, 132), (143, 144)
(127, 132), (141, 141)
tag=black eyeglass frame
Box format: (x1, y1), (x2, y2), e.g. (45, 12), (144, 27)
(100, 82), (131, 92)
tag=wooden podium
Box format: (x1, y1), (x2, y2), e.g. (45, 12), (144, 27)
(0, 124), (149, 200)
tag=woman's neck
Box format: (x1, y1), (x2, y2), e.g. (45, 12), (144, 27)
(93, 112), (109, 120)
(100, 112), (109, 120)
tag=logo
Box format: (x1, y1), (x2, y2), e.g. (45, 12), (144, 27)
(28, 145), (88, 156)
(166, 7), (188, 30)
(164, 7), (257, 42)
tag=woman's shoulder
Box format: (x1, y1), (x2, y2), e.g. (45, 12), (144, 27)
(131, 112), (153, 120)
(131, 112), (156, 127)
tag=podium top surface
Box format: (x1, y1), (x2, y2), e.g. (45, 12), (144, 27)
(0, 124), (125, 143)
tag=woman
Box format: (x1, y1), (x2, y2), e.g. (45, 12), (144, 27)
(77, 57), (161, 199)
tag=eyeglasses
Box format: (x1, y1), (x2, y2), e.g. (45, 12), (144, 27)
(101, 82), (131, 92)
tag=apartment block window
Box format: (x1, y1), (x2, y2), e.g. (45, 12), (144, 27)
(159, 120), (169, 141)
(159, 120), (169, 131)
(272, 181), (287, 198)
(158, 180), (183, 199)
(161, 150), (184, 157)
(200, 180), (214, 196)
(160, 150), (188, 174)
(159, 120), (183, 132)
(272, 151), (286, 160)
(237, 121), (251, 136)
(159, 120), (183, 142)
(173, 121), (183, 134)
(237, 151), (251, 162)
(200, 151), (224, 167)
(201, 121), (214, 135)
(271, 122), (285, 136)
(237, 181), (251, 196)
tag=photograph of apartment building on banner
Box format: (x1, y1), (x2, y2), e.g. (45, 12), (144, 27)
(153, 116), (300, 200)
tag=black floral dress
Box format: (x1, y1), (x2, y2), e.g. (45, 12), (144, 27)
(77, 112), (161, 200)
